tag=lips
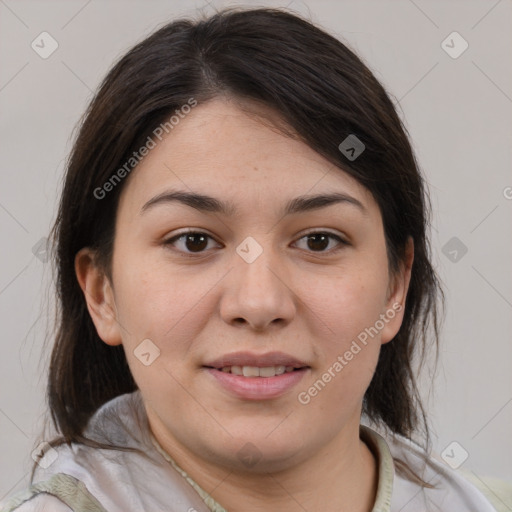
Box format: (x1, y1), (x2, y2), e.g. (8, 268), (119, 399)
(219, 365), (295, 377)
(203, 351), (309, 371)
(203, 351), (310, 400)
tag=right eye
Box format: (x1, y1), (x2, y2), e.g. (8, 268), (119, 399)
(163, 230), (222, 256)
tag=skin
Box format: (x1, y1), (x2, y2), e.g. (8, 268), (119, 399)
(76, 97), (413, 512)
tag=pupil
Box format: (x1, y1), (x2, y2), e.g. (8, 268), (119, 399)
(186, 234), (208, 252)
(308, 234), (328, 251)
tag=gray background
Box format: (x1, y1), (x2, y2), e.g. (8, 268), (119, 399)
(1, 0), (511, 502)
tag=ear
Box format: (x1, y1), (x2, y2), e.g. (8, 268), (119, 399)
(380, 237), (414, 345)
(75, 248), (123, 346)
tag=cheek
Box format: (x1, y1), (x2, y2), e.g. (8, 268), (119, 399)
(296, 258), (388, 405)
(297, 311), (382, 422)
(304, 264), (390, 348)
(112, 254), (222, 353)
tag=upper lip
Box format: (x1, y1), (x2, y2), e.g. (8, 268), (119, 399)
(204, 351), (309, 369)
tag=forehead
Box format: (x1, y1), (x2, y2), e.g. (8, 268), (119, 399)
(117, 98), (376, 217)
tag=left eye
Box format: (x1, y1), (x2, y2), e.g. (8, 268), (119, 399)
(294, 231), (347, 253)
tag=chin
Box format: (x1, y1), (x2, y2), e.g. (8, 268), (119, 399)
(205, 431), (309, 474)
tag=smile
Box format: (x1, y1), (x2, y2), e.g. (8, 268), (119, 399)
(217, 365), (297, 377)
(202, 351), (311, 400)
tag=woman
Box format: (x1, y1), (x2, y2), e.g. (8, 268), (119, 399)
(0, 6), (499, 512)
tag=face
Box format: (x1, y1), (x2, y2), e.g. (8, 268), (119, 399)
(77, 97), (412, 474)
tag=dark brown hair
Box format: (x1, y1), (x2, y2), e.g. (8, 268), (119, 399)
(33, 6), (444, 487)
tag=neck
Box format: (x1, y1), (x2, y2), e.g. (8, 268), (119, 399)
(149, 415), (378, 512)
(215, 433), (377, 512)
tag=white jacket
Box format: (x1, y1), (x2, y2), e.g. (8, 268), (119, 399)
(0, 391), (503, 512)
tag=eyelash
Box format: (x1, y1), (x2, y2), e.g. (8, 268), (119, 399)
(163, 229), (349, 257)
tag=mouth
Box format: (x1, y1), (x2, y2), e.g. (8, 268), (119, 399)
(206, 365), (304, 378)
(203, 351), (310, 400)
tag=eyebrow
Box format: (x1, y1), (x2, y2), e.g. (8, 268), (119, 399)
(140, 189), (367, 217)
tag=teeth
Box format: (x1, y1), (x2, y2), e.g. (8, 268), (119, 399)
(259, 366), (275, 377)
(219, 365), (295, 377)
(231, 365), (243, 375)
(242, 366), (260, 377)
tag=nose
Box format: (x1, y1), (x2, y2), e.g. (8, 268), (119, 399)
(219, 243), (296, 332)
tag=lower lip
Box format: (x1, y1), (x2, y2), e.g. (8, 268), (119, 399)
(204, 368), (309, 400)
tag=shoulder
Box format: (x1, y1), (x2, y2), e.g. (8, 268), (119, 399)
(1, 392), (144, 512)
(0, 473), (103, 512)
(2, 392), (214, 512)
(384, 431), (500, 512)
(459, 472), (512, 512)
